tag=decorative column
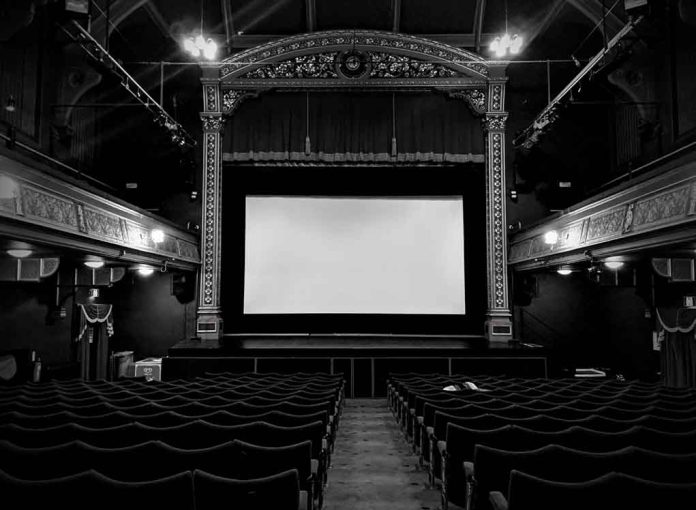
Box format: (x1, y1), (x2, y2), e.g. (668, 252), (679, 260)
(483, 79), (513, 342)
(196, 76), (226, 344)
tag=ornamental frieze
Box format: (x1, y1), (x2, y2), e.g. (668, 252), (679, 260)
(238, 51), (460, 81)
(83, 207), (124, 241)
(632, 186), (690, 229)
(586, 206), (627, 241)
(21, 186), (78, 229)
(220, 30), (490, 80)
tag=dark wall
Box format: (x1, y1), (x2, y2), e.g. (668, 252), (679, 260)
(0, 267), (75, 365)
(106, 271), (196, 361)
(516, 270), (657, 379)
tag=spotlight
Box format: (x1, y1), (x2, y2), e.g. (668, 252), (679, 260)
(183, 35), (218, 60)
(7, 249), (32, 258)
(84, 260), (105, 269)
(604, 261), (624, 270)
(151, 229), (165, 244)
(543, 230), (558, 245)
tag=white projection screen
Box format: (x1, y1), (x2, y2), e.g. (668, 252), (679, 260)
(243, 196), (465, 315)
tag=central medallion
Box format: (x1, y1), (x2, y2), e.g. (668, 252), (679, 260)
(336, 50), (370, 79)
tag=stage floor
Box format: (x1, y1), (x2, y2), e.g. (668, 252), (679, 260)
(165, 334), (549, 396)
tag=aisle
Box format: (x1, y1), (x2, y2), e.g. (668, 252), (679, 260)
(323, 398), (445, 510)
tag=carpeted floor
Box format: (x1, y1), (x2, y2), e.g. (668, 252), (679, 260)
(323, 398), (461, 510)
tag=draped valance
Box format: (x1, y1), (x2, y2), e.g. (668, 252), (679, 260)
(75, 304), (114, 380)
(224, 92), (484, 164)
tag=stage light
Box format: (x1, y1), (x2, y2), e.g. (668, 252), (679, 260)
(136, 266), (155, 276)
(0, 174), (19, 199)
(557, 267), (572, 276)
(183, 35), (217, 60)
(7, 249), (32, 258)
(543, 230), (558, 245)
(84, 260), (105, 269)
(151, 229), (165, 243)
(604, 260), (624, 270)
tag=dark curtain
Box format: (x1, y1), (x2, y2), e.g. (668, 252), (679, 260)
(658, 308), (696, 388)
(224, 91), (483, 163)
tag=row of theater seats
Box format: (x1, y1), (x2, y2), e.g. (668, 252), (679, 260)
(0, 371), (345, 510)
(387, 373), (696, 510)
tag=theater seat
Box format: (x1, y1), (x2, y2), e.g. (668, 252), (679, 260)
(0, 469), (195, 510)
(193, 468), (306, 510)
(490, 470), (696, 510)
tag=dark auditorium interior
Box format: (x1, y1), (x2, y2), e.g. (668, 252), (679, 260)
(1, 0), (696, 508)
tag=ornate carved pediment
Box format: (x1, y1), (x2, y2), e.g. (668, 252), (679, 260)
(239, 51), (461, 81)
(219, 30), (492, 83)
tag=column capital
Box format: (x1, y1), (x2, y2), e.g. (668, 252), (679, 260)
(482, 113), (508, 132)
(200, 113), (226, 133)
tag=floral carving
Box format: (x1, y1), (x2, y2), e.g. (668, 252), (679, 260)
(483, 115), (507, 132)
(83, 208), (123, 240)
(21, 187), (78, 228)
(201, 115), (225, 132)
(587, 207), (627, 240)
(449, 89), (487, 115)
(244, 53), (338, 79)
(367, 52), (457, 79)
(220, 30), (490, 80)
(633, 187), (690, 228)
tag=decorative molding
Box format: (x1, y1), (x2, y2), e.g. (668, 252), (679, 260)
(201, 131), (220, 307)
(201, 114), (226, 133)
(204, 84), (219, 112)
(21, 186), (79, 231)
(222, 151), (484, 165)
(509, 162), (696, 267)
(488, 83), (504, 112)
(482, 114), (508, 132)
(448, 88), (487, 115)
(486, 129), (508, 310)
(219, 30), (491, 81)
(0, 156), (200, 266)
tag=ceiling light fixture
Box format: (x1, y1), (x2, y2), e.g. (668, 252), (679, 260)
(489, 0), (523, 57)
(136, 266), (155, 276)
(604, 261), (624, 270)
(7, 249), (32, 258)
(84, 260), (105, 269)
(557, 267), (572, 276)
(183, 0), (217, 60)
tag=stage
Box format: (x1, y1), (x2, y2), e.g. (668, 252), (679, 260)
(164, 335), (549, 397)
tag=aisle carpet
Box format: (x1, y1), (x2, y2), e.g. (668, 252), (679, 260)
(323, 398), (461, 510)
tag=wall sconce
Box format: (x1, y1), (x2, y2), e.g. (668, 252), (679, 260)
(543, 230), (558, 245)
(151, 229), (165, 243)
(5, 95), (16, 112)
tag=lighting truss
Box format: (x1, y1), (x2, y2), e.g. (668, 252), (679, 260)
(62, 20), (196, 149)
(513, 15), (644, 150)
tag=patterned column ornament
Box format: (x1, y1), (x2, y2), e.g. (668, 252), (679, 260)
(197, 112), (226, 342)
(448, 89), (487, 116)
(483, 111), (513, 341)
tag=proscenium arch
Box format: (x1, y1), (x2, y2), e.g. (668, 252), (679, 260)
(196, 30), (512, 343)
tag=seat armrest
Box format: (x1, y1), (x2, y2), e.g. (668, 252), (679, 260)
(464, 461), (475, 481)
(409, 408), (415, 415)
(311, 459), (319, 477)
(417, 416), (424, 425)
(437, 440), (447, 457)
(489, 491), (508, 510)
(299, 490), (309, 510)
(426, 426), (434, 437)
